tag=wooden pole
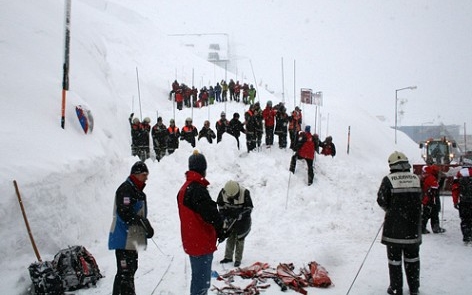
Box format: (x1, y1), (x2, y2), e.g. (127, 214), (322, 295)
(13, 180), (42, 262)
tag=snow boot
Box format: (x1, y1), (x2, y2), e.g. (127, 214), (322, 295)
(234, 261), (241, 267)
(220, 258), (232, 264)
(387, 286), (403, 295)
(421, 228), (430, 234)
(432, 224), (445, 233)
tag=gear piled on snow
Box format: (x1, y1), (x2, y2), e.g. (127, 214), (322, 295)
(53, 245), (103, 291)
(212, 261), (332, 295)
(28, 245), (103, 294)
(28, 261), (64, 295)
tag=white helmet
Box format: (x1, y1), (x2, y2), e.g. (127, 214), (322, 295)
(388, 151), (411, 170)
(388, 151), (408, 165)
(143, 117), (151, 124)
(224, 180), (240, 197)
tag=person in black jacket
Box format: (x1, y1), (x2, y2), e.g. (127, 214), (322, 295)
(108, 161), (154, 295)
(215, 112), (229, 143)
(377, 151), (422, 295)
(274, 103), (289, 149)
(217, 180), (253, 267)
(180, 117), (198, 148)
(166, 119), (180, 155)
(227, 112), (245, 150)
(198, 120), (216, 144)
(151, 117), (169, 162)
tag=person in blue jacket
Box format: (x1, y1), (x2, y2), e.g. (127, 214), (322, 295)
(109, 161), (154, 295)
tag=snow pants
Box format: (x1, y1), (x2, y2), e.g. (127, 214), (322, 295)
(224, 231), (246, 263)
(275, 131), (287, 148)
(458, 202), (472, 242)
(265, 126), (274, 146)
(189, 253), (213, 295)
(113, 249), (138, 295)
(386, 244), (420, 294)
(290, 155), (314, 185)
(422, 201), (440, 232)
(246, 132), (256, 152)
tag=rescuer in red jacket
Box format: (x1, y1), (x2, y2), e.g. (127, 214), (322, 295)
(421, 165), (445, 234)
(289, 125), (315, 185)
(177, 151), (227, 295)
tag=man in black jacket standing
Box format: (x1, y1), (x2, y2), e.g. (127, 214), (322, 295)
(108, 161), (154, 295)
(377, 151), (422, 295)
(217, 180), (253, 267)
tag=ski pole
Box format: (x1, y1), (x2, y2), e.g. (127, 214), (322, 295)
(285, 152), (297, 209)
(13, 180), (42, 262)
(346, 221), (384, 295)
(136, 66), (143, 120)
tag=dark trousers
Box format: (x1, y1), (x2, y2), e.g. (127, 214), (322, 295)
(276, 132), (287, 148)
(290, 155), (314, 185)
(459, 202), (472, 241)
(112, 249), (138, 295)
(246, 132), (256, 152)
(386, 244), (420, 293)
(422, 202), (440, 231)
(217, 131), (225, 143)
(265, 126), (274, 146)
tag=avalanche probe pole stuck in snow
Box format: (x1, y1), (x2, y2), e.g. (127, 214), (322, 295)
(13, 180), (42, 262)
(345, 221), (384, 295)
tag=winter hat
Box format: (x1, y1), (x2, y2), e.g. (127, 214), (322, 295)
(305, 125), (311, 133)
(188, 150), (207, 174)
(131, 161), (149, 175)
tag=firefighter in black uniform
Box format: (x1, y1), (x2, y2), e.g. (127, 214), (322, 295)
(377, 151), (422, 295)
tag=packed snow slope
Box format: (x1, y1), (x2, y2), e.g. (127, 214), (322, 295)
(1, 1), (470, 294)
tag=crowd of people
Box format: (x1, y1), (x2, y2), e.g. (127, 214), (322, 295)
(129, 101), (337, 165)
(169, 79), (258, 110)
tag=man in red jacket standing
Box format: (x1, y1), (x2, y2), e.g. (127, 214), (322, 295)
(289, 125), (315, 185)
(177, 150), (227, 295)
(421, 165), (445, 234)
(262, 100), (277, 147)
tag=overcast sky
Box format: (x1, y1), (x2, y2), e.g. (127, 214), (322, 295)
(133, 0), (472, 131)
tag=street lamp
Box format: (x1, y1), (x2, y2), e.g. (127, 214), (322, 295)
(395, 86), (417, 144)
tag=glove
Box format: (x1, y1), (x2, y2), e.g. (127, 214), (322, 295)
(139, 218), (154, 239)
(217, 228), (229, 243)
(129, 113), (134, 119)
(454, 203), (460, 210)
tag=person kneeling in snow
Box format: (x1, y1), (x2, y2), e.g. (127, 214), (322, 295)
(217, 180), (253, 268)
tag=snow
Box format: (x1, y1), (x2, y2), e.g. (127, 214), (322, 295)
(0, 1), (470, 294)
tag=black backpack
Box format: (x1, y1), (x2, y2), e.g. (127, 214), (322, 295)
(28, 261), (64, 295)
(52, 245), (103, 291)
